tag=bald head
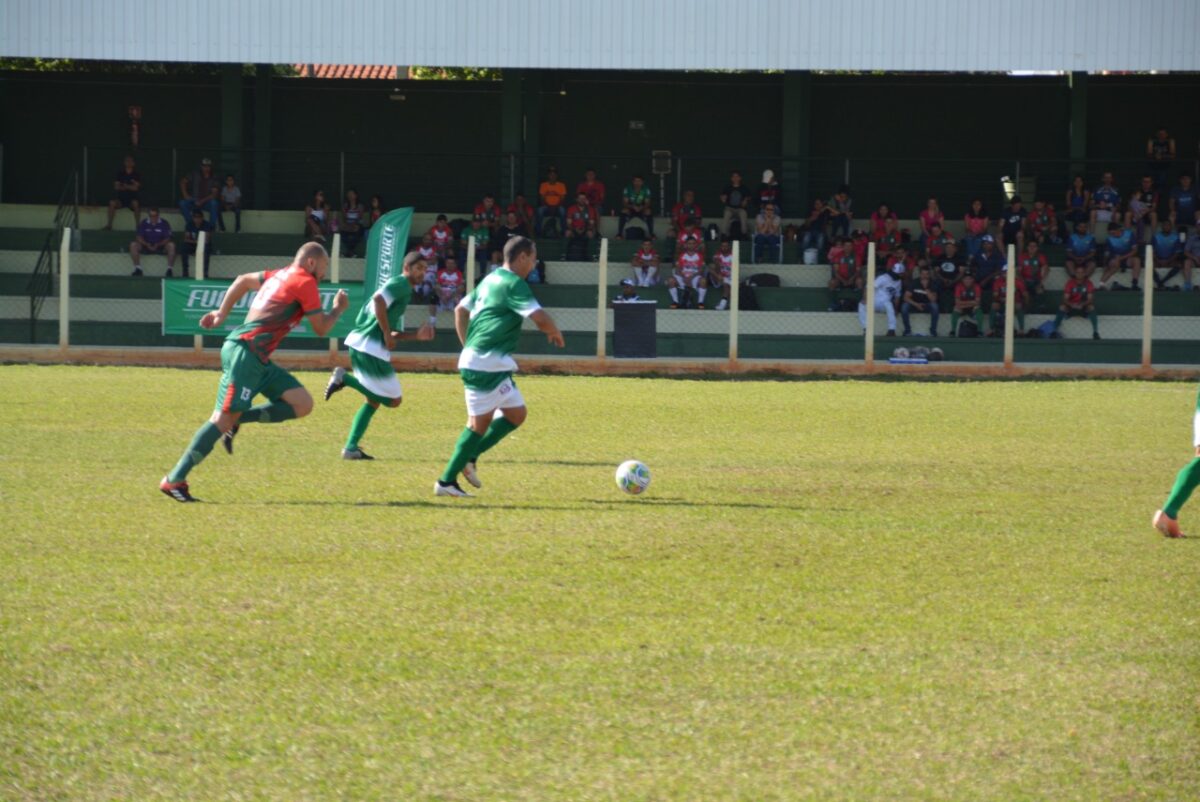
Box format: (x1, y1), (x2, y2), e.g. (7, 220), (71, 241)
(294, 242), (330, 280)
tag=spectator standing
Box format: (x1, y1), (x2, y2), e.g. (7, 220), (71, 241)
(828, 185), (853, 238)
(950, 272), (984, 337)
(1147, 128), (1177, 193)
(752, 203), (783, 263)
(999, 195), (1028, 252)
(720, 171), (751, 239)
(339, 189), (366, 256)
(756, 169), (782, 215)
(618, 175), (654, 239)
(1066, 221), (1100, 280)
(536, 168), (568, 237)
(1126, 175), (1159, 244)
(130, 207), (177, 277)
(901, 266), (940, 337)
(707, 240), (734, 310)
(801, 198), (832, 258)
(1053, 265), (1101, 339)
(989, 268), (1028, 337)
(575, 169), (606, 212)
(963, 199), (990, 258)
(1018, 240), (1049, 296)
(630, 239), (660, 287)
(103, 155), (142, 230)
(1097, 221), (1141, 291)
(1151, 220), (1185, 290)
(179, 157), (221, 228)
(507, 193), (536, 231)
(1091, 171), (1122, 230)
(918, 197), (945, 245)
(219, 174), (242, 233)
(1169, 175), (1198, 233)
(1063, 175), (1091, 237)
(181, 208), (214, 278)
(670, 190), (703, 238)
(304, 190), (331, 242)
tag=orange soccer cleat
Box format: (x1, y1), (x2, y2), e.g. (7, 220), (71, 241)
(1152, 510), (1185, 538)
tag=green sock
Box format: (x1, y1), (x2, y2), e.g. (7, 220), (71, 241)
(167, 421), (223, 482)
(345, 403), (377, 450)
(471, 417), (519, 460)
(440, 427), (485, 484)
(343, 373), (392, 406)
(239, 400), (297, 424)
(1164, 457), (1200, 518)
(1088, 311), (1099, 334)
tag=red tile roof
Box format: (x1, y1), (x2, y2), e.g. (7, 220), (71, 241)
(294, 64), (400, 80)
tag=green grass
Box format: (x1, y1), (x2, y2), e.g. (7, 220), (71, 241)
(1, 366), (1198, 801)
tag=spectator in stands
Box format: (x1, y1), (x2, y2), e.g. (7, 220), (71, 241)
(1054, 264), (1101, 339)
(1127, 175), (1159, 244)
(339, 189), (366, 256)
(707, 240), (734, 310)
(1151, 219), (1185, 290)
(950, 272), (984, 338)
(219, 174), (242, 233)
(667, 239), (707, 309)
(963, 198), (990, 259)
(988, 267), (1028, 337)
(918, 197), (944, 244)
(484, 250), (504, 277)
(886, 245), (916, 281)
(801, 198), (832, 258)
(494, 211), (530, 251)
(1064, 175), (1090, 238)
(576, 168), (606, 213)
(828, 185), (853, 239)
(630, 238), (660, 287)
(429, 256), (465, 326)
(1019, 240), (1049, 296)
(1147, 128), (1176, 193)
(1091, 171), (1122, 229)
(129, 206), (177, 277)
(873, 217), (903, 262)
(756, 169), (782, 215)
(901, 266), (939, 337)
(428, 214), (454, 257)
(933, 240), (965, 303)
(869, 202), (897, 241)
(670, 189), (703, 239)
(104, 155), (142, 230)
(180, 208), (213, 278)
(675, 216), (705, 256)
(971, 235), (1006, 289)
(999, 195), (1028, 252)
(858, 262), (904, 337)
(1183, 224), (1200, 289)
(304, 189), (331, 242)
(536, 168), (567, 237)
(924, 222), (954, 263)
(720, 171), (751, 239)
(1097, 221), (1141, 290)
(752, 203), (783, 263)
(827, 237), (862, 311)
(367, 195), (384, 227)
(474, 194), (501, 234)
(1170, 175), (1198, 234)
(416, 234), (438, 276)
(565, 192), (598, 259)
(613, 278), (641, 303)
(618, 175), (654, 239)
(507, 193), (536, 231)
(179, 157), (221, 229)
(1028, 199), (1057, 246)
(460, 216), (490, 271)
(1066, 221), (1099, 281)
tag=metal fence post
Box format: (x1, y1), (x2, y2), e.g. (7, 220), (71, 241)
(465, 236), (477, 293)
(193, 231), (207, 353)
(729, 240), (740, 363)
(863, 242), (876, 367)
(1142, 244), (1154, 371)
(596, 238), (608, 358)
(1003, 244), (1016, 369)
(59, 227), (71, 351)
(330, 232), (341, 360)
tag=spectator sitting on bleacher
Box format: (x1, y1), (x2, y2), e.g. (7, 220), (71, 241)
(1097, 221), (1140, 291)
(1091, 171), (1121, 228)
(428, 214), (454, 257)
(368, 195), (384, 227)
(179, 157), (221, 229)
(667, 239), (708, 309)
(507, 193), (536, 231)
(565, 192), (598, 259)
(670, 189), (703, 239)
(129, 206), (177, 277)
(1151, 219), (1186, 290)
(304, 189), (331, 242)
(752, 203), (783, 263)
(417, 234), (438, 268)
(886, 245), (916, 281)
(675, 217), (705, 254)
(924, 222), (954, 263)
(720, 171), (751, 239)
(1169, 175), (1198, 234)
(858, 262), (904, 337)
(1126, 175), (1159, 245)
(537, 168), (568, 237)
(901, 266), (939, 337)
(1066, 221), (1099, 281)
(576, 168), (606, 213)
(999, 195), (1028, 252)
(988, 267), (1028, 337)
(827, 237), (862, 311)
(1064, 175), (1090, 238)
(971, 235), (1006, 289)
(428, 255), (465, 326)
(460, 216), (490, 270)
(180, 208), (213, 278)
(1053, 264), (1101, 340)
(950, 272), (984, 338)
(630, 238), (660, 287)
(829, 185), (853, 238)
(872, 217), (903, 262)
(339, 189), (366, 257)
(963, 198), (990, 259)
(104, 155), (142, 230)
(494, 211), (530, 252)
(918, 197), (944, 244)
(618, 175), (654, 239)
(869, 203), (897, 241)
(474, 194), (501, 234)
(756, 169), (782, 215)
(801, 198), (831, 259)
(219, 174), (241, 233)
(707, 240), (734, 311)
(933, 241), (964, 310)
(1183, 223), (1200, 288)
(1019, 240), (1049, 296)
(1028, 199), (1057, 246)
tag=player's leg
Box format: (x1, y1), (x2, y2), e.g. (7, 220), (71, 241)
(1185, 256), (1196, 291)
(105, 198), (119, 229)
(667, 274), (681, 307)
(130, 240), (143, 276)
(695, 275), (707, 308)
(462, 381), (529, 488)
(1087, 304), (1100, 338)
(1130, 255), (1142, 289)
(341, 350), (402, 459)
(883, 297), (897, 335)
(1155, 396), (1200, 537)
(900, 301), (913, 336)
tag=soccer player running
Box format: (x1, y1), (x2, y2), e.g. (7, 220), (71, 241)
(159, 242), (348, 502)
(435, 236), (564, 497)
(324, 250), (436, 459)
(1154, 398), (1200, 538)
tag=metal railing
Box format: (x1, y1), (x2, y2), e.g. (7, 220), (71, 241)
(25, 171), (78, 342)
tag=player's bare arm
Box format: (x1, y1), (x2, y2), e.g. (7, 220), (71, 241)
(454, 304), (471, 346)
(530, 308), (565, 348)
(308, 289), (349, 337)
(200, 272), (263, 329)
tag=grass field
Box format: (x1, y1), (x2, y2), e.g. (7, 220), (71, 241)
(1, 365), (1198, 801)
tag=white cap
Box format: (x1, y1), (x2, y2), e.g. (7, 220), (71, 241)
(762, 169), (774, 183)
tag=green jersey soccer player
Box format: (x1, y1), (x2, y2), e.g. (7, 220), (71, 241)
(1153, 389), (1200, 538)
(435, 236), (564, 497)
(323, 250), (435, 459)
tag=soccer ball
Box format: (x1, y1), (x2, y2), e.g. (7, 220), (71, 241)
(615, 460), (651, 495)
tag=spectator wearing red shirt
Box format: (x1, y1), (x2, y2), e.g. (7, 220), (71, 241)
(667, 239), (708, 309)
(706, 241), (735, 310)
(918, 197), (944, 243)
(963, 198), (990, 259)
(1054, 264), (1101, 339)
(826, 237), (862, 311)
(951, 273), (985, 337)
(575, 168), (606, 213)
(885, 246), (916, 281)
(670, 190), (703, 238)
(869, 203), (898, 241)
(630, 238), (660, 287)
(1018, 240), (1050, 296)
(428, 214), (454, 257)
(368, 195), (384, 227)
(1028, 199), (1057, 246)
(872, 217), (903, 264)
(474, 194), (501, 234)
(507, 194), (535, 230)
(675, 216), (705, 255)
(989, 268), (1029, 336)
(565, 192), (597, 260)
(923, 222), (954, 262)
(756, 169), (783, 215)
(429, 255), (466, 325)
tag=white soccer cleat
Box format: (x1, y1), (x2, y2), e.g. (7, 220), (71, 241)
(324, 366), (346, 401)
(434, 480), (472, 497)
(462, 461), (482, 489)
(1153, 509), (1185, 538)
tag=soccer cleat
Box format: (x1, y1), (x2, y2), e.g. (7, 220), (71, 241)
(434, 480), (472, 497)
(342, 447), (374, 460)
(159, 476), (198, 503)
(1153, 509), (1185, 538)
(165, 268), (173, 278)
(462, 461), (482, 489)
(1093, 332), (1101, 340)
(221, 423), (239, 455)
(324, 366), (346, 401)
(131, 267), (144, 276)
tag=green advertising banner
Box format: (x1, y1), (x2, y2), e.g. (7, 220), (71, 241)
(363, 207), (413, 297)
(162, 279), (366, 338)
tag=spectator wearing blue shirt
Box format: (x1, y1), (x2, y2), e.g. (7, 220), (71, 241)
(1066, 221), (1099, 281)
(1183, 228), (1200, 291)
(1151, 220), (1186, 290)
(970, 235), (1006, 291)
(129, 207), (178, 277)
(1091, 171), (1122, 232)
(1098, 222), (1142, 291)
(1169, 175), (1198, 234)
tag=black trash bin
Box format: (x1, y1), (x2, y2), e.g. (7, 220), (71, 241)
(612, 300), (657, 358)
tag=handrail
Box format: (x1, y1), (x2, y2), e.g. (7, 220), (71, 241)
(26, 170), (78, 341)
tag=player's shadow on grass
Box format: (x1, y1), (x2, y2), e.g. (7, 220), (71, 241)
(239, 497), (817, 512)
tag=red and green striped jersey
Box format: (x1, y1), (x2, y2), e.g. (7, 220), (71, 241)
(226, 265), (322, 363)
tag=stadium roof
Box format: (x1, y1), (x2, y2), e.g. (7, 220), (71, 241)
(4, 0), (1200, 74)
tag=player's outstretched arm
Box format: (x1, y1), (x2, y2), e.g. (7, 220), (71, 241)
(530, 309), (565, 348)
(199, 272), (263, 328)
(308, 289), (349, 337)
(454, 304), (471, 347)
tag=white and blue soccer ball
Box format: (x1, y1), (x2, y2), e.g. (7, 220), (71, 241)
(615, 460), (651, 495)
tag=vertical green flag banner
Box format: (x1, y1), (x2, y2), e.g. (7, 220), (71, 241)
(364, 207), (414, 296)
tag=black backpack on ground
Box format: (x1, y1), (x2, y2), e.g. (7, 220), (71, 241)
(738, 281), (760, 311)
(746, 272), (781, 287)
(956, 318), (979, 338)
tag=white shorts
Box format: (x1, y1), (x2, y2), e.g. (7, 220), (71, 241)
(464, 376), (526, 416)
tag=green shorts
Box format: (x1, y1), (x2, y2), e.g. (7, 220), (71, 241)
(214, 340), (303, 413)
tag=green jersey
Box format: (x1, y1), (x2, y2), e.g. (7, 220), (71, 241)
(343, 274), (412, 360)
(623, 184), (650, 207)
(457, 267), (542, 390)
(462, 226), (490, 249)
